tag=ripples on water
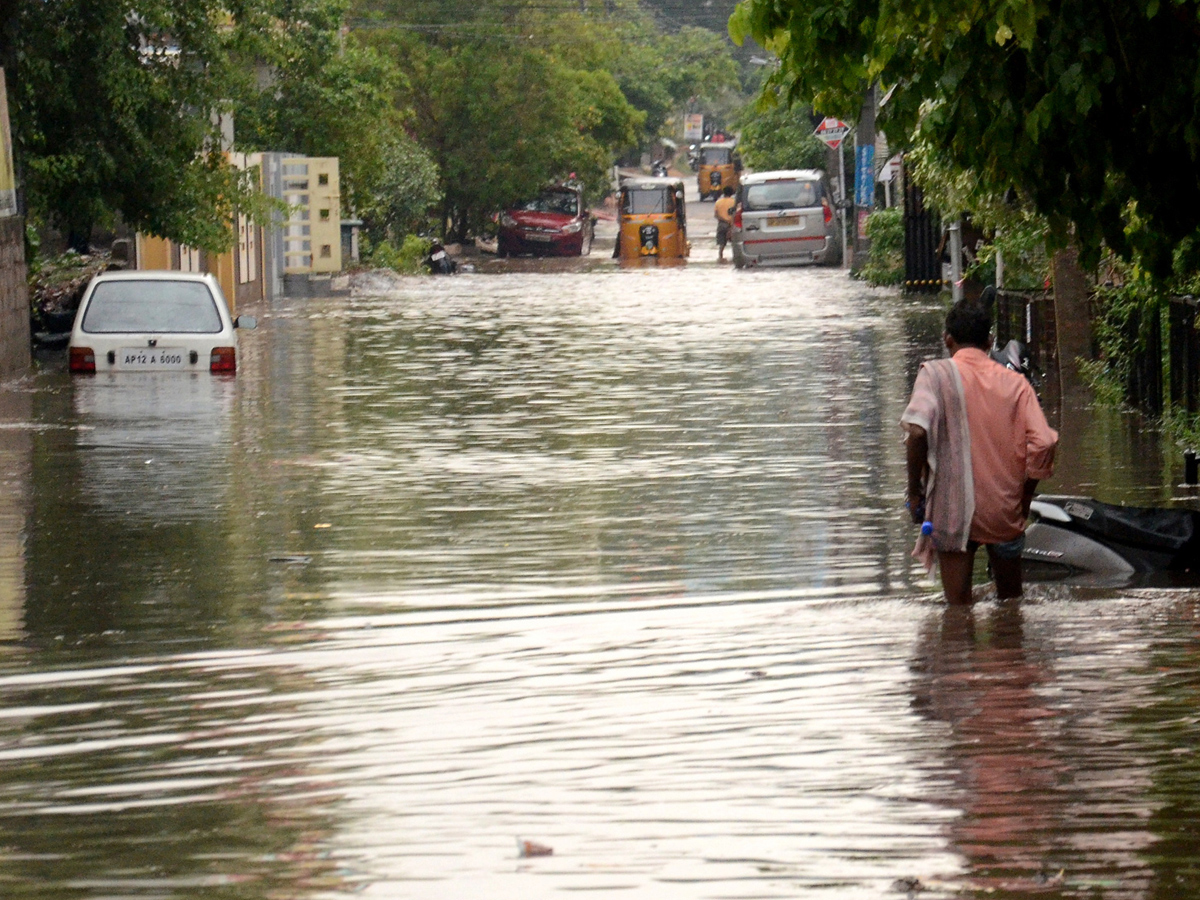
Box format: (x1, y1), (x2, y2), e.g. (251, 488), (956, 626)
(1, 263), (1199, 897)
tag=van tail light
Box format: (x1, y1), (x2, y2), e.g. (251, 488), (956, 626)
(210, 347), (237, 373)
(822, 197), (833, 225)
(69, 347), (96, 374)
(733, 208), (742, 229)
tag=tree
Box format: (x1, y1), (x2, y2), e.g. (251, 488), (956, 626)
(355, 133), (441, 243)
(729, 0), (1200, 278)
(396, 38), (637, 240)
(733, 99), (826, 172)
(234, 20), (406, 223)
(608, 24), (741, 143)
(11, 0), (257, 251)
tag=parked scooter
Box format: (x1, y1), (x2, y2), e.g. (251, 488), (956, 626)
(426, 242), (458, 275)
(1023, 495), (1200, 584)
(651, 159), (669, 178)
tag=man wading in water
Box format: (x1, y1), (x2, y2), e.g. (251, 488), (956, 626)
(901, 298), (1058, 603)
(714, 186), (736, 262)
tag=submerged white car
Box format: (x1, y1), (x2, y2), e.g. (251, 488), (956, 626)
(68, 271), (256, 374)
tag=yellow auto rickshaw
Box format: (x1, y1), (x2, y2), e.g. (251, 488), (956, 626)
(697, 142), (741, 200)
(616, 177), (690, 261)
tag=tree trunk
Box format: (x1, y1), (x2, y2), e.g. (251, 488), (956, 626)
(1052, 244), (1094, 404)
(852, 83), (876, 266)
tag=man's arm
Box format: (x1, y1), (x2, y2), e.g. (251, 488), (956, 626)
(1021, 478), (1038, 520)
(905, 425), (928, 524)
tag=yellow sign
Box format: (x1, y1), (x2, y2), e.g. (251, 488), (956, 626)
(0, 70), (15, 217)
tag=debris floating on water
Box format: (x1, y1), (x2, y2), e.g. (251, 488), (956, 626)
(517, 838), (553, 858)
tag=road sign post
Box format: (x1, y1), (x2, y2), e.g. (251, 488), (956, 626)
(814, 118), (852, 268)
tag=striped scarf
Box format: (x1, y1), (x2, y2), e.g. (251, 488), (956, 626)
(900, 357), (974, 571)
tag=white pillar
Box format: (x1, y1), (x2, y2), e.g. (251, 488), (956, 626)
(949, 220), (962, 302)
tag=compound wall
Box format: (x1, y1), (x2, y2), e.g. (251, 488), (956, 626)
(0, 216), (28, 379)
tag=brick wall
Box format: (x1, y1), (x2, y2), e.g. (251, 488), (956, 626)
(0, 216), (28, 378)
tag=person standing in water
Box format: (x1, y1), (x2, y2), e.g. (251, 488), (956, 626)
(713, 186), (737, 263)
(901, 298), (1058, 603)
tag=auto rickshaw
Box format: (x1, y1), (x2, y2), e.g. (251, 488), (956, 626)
(615, 177), (690, 261)
(696, 142), (741, 201)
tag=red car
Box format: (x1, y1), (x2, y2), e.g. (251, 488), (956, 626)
(497, 186), (593, 257)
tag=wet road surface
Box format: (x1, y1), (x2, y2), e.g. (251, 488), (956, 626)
(3, 239), (1200, 898)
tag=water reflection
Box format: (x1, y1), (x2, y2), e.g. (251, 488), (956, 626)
(0, 652), (359, 896)
(912, 602), (1065, 890)
(6, 264), (1200, 898)
(23, 373), (252, 650)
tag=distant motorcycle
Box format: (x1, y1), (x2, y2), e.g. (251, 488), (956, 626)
(651, 159), (669, 177)
(426, 242), (457, 275)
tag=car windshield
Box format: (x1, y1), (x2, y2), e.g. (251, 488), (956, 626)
(81, 281), (223, 334)
(700, 147), (732, 165)
(743, 180), (822, 211)
(623, 188), (673, 215)
(519, 192), (579, 216)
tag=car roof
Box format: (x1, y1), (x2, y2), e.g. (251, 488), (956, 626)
(699, 142), (736, 148)
(90, 270), (218, 283)
(740, 169), (825, 185)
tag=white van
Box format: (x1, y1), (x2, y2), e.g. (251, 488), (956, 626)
(731, 170), (841, 268)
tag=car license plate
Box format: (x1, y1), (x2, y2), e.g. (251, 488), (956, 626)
(767, 215), (801, 227)
(120, 347), (187, 369)
(527, 233), (555, 242)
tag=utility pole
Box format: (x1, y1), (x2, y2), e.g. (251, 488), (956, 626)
(852, 84), (877, 266)
(949, 220), (963, 302)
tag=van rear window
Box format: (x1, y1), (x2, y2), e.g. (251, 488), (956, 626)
(743, 180), (822, 211)
(82, 281), (223, 334)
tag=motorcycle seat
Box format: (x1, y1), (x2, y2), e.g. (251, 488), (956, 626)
(1036, 495), (1199, 553)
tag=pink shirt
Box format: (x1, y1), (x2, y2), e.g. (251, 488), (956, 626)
(953, 347), (1058, 543)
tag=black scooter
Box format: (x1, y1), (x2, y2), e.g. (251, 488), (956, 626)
(985, 335), (1200, 585)
(426, 242), (458, 275)
(1023, 496), (1200, 585)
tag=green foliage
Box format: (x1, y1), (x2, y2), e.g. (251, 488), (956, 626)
(12, 0), (263, 250)
(363, 233), (431, 274)
(380, 28), (643, 238)
(729, 0), (1200, 280)
(234, 25), (406, 221)
(733, 98), (828, 172)
(356, 134), (442, 244)
(857, 207), (904, 286)
(905, 136), (1051, 290)
(1082, 261), (1200, 413)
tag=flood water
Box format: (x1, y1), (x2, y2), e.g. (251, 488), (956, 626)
(4, 237), (1200, 899)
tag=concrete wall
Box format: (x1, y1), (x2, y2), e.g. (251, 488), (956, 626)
(0, 216), (29, 379)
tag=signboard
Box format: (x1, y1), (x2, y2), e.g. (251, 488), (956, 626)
(814, 117), (850, 149)
(855, 144), (876, 207)
(0, 70), (15, 218)
(878, 154), (902, 184)
(684, 114), (704, 143)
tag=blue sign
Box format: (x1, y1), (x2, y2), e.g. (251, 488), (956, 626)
(855, 145), (876, 208)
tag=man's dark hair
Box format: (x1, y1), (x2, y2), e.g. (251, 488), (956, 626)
(722, 186), (735, 197)
(944, 299), (991, 348)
